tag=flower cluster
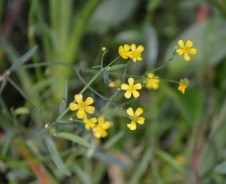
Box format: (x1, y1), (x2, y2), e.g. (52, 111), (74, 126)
(69, 94), (111, 138)
(68, 40), (197, 136)
(176, 40), (196, 93)
(119, 44), (144, 62)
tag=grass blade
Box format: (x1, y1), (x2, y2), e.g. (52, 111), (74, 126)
(59, 81), (68, 114)
(44, 137), (70, 176)
(56, 132), (91, 148)
(10, 45), (38, 69)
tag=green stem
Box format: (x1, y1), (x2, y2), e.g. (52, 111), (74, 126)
(75, 67), (117, 106)
(98, 89), (120, 115)
(123, 60), (131, 82)
(106, 56), (120, 68)
(57, 56), (120, 120)
(149, 51), (177, 74)
(101, 50), (109, 68)
(57, 67), (103, 120)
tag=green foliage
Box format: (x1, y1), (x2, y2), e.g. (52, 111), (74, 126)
(1, 0), (226, 183)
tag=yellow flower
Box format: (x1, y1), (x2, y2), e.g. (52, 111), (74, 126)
(127, 107), (145, 130)
(176, 40), (197, 61)
(118, 44), (130, 59)
(93, 116), (111, 138)
(178, 78), (189, 94)
(145, 73), (160, 90)
(121, 78), (142, 99)
(83, 118), (97, 130)
(69, 94), (95, 119)
(127, 44), (144, 62)
(109, 81), (116, 87)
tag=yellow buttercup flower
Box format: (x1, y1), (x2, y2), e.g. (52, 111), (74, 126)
(93, 116), (111, 138)
(121, 78), (142, 99)
(127, 44), (144, 62)
(83, 118), (97, 130)
(118, 44), (130, 59)
(69, 94), (95, 119)
(126, 107), (145, 130)
(176, 40), (197, 61)
(178, 78), (189, 94)
(145, 73), (160, 90)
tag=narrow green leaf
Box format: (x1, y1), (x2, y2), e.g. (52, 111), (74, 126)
(1, 130), (13, 156)
(44, 137), (70, 176)
(0, 80), (7, 95)
(72, 165), (92, 184)
(91, 65), (101, 69)
(14, 107), (30, 115)
(106, 64), (127, 71)
(56, 132), (91, 148)
(103, 71), (108, 83)
(92, 150), (130, 169)
(208, 0), (226, 16)
(10, 45), (38, 69)
(215, 161), (226, 174)
(102, 131), (124, 150)
(59, 81), (68, 114)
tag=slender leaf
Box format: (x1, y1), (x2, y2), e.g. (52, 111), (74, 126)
(92, 150), (130, 169)
(72, 165), (92, 184)
(14, 107), (30, 115)
(102, 131), (124, 150)
(91, 65), (101, 69)
(59, 81), (68, 114)
(215, 161), (226, 174)
(103, 71), (108, 83)
(10, 46), (38, 69)
(44, 137), (70, 176)
(56, 132), (91, 148)
(0, 80), (7, 95)
(106, 64), (127, 71)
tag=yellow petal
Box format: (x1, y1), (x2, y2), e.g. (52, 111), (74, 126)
(186, 40), (193, 47)
(189, 48), (197, 54)
(121, 83), (129, 90)
(137, 57), (142, 61)
(176, 49), (184, 55)
(127, 121), (136, 130)
(178, 40), (184, 48)
(128, 78), (134, 85)
(135, 83), (142, 89)
(127, 107), (134, 117)
(77, 109), (85, 119)
(184, 53), (190, 61)
(85, 97), (94, 105)
(98, 116), (105, 124)
(69, 103), (78, 111)
(85, 106), (95, 114)
(132, 90), (140, 98)
(130, 44), (136, 51)
(74, 94), (83, 103)
(127, 51), (133, 58)
(135, 107), (143, 116)
(132, 58), (137, 62)
(124, 44), (130, 51)
(137, 117), (145, 124)
(90, 117), (97, 123)
(137, 45), (144, 53)
(124, 91), (132, 99)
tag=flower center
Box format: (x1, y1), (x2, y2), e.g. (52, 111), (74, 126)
(184, 46), (190, 53)
(132, 116), (139, 122)
(133, 51), (140, 58)
(80, 102), (87, 109)
(128, 85), (135, 92)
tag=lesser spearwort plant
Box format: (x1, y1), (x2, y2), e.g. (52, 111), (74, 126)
(56, 40), (197, 135)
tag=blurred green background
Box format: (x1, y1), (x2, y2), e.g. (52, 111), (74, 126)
(1, 0), (226, 183)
